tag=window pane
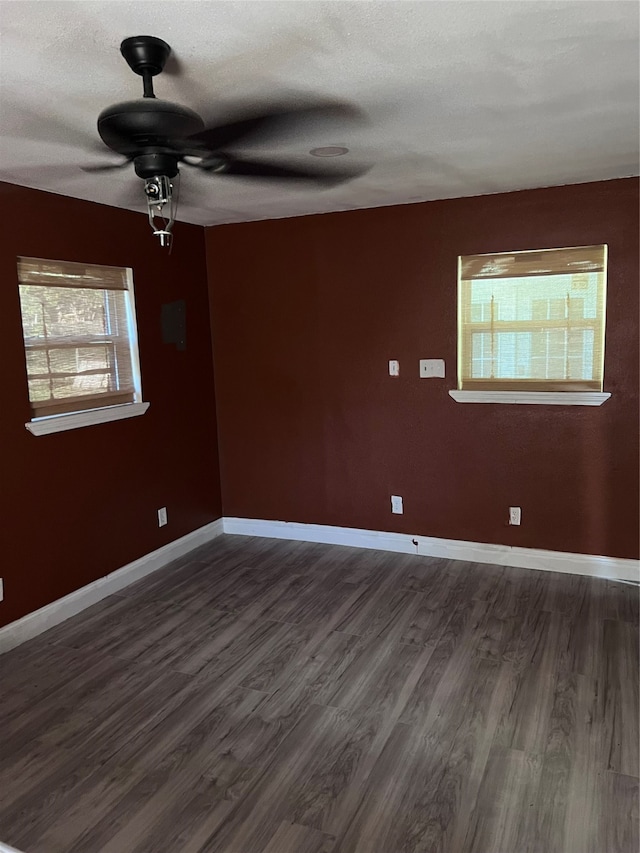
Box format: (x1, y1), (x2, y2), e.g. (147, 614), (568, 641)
(47, 345), (111, 374)
(19, 285), (113, 339)
(493, 332), (531, 378)
(28, 378), (52, 402)
(49, 374), (112, 399)
(25, 350), (48, 375)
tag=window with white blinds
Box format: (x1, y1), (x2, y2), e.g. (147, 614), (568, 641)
(457, 245), (607, 392)
(17, 257), (142, 419)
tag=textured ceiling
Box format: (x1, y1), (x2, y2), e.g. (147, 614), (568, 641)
(0, 1), (638, 226)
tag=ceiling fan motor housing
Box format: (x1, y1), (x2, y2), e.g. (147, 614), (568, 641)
(97, 99), (205, 156)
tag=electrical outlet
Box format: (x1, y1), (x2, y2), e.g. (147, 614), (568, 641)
(391, 495), (403, 514)
(158, 507), (168, 527)
(388, 359), (400, 377)
(0, 578), (3, 602)
(509, 506), (521, 526)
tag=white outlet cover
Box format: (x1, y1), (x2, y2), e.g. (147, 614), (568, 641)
(509, 506), (522, 525)
(389, 359), (400, 376)
(391, 495), (403, 514)
(419, 358), (445, 378)
(158, 507), (168, 527)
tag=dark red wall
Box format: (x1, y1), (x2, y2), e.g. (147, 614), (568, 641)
(206, 178), (639, 560)
(2, 177), (636, 630)
(0, 182), (222, 628)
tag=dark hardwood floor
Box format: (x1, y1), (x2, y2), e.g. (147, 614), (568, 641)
(0, 534), (638, 853)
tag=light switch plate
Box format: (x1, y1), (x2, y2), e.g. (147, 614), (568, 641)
(419, 358), (445, 378)
(388, 360), (400, 377)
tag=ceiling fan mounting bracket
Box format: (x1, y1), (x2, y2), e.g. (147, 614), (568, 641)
(120, 36), (171, 77)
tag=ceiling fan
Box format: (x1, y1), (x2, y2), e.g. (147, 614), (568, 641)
(89, 35), (367, 247)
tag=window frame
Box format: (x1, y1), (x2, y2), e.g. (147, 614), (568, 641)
(18, 258), (149, 434)
(450, 245), (610, 406)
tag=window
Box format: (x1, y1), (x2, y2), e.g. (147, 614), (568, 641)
(451, 245), (610, 405)
(17, 257), (148, 434)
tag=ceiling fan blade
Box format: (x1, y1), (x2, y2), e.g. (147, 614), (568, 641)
(81, 158), (133, 173)
(185, 116), (277, 152)
(185, 101), (366, 153)
(197, 156), (368, 185)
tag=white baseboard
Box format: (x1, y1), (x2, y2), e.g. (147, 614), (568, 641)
(0, 519), (223, 655)
(2, 514), (637, 657)
(223, 517), (640, 584)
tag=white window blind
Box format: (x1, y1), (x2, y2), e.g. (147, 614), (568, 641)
(458, 245), (607, 392)
(17, 257), (140, 419)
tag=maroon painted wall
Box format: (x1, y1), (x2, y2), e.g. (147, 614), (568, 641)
(206, 178), (639, 560)
(0, 182), (222, 628)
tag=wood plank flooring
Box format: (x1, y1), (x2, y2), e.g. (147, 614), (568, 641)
(0, 535), (637, 853)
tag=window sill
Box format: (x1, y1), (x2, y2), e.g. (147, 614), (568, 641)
(448, 390), (611, 406)
(25, 401), (150, 435)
